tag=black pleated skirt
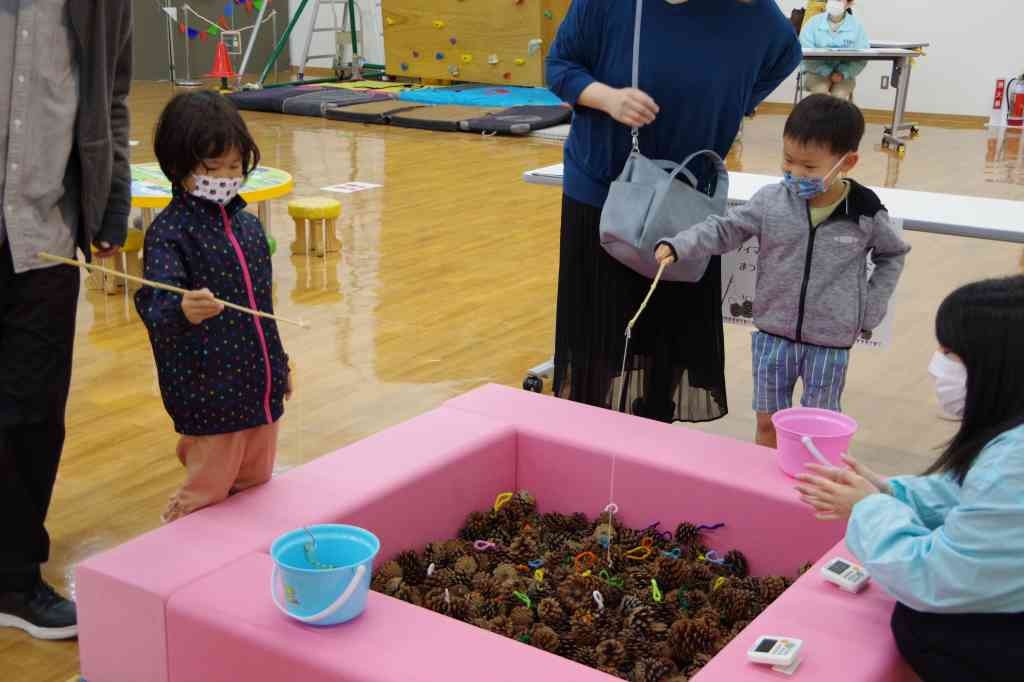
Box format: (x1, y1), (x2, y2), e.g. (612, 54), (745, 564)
(552, 194), (728, 423)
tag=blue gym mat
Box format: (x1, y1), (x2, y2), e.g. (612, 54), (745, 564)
(398, 85), (564, 108)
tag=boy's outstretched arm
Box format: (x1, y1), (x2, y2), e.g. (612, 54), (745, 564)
(655, 189), (767, 263)
(863, 213), (912, 330)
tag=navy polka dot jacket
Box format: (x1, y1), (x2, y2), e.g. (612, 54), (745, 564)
(135, 190), (289, 437)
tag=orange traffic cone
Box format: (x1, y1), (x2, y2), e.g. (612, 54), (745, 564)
(207, 40), (236, 90)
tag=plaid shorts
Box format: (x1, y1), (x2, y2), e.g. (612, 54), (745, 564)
(751, 331), (850, 414)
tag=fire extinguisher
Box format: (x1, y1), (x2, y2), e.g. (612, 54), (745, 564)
(1008, 75), (1024, 128)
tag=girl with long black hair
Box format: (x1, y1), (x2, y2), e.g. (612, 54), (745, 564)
(795, 275), (1024, 682)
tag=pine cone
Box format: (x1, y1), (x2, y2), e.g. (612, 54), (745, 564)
(632, 657), (679, 682)
(723, 550), (749, 578)
(509, 533), (540, 564)
(424, 587), (466, 619)
(683, 652), (714, 678)
(591, 522), (617, 547)
(492, 563), (520, 583)
(624, 606), (666, 637)
(510, 605), (535, 631)
(562, 643), (598, 668)
(559, 574), (600, 613)
(596, 639), (627, 668)
(381, 576), (406, 597)
(693, 606), (722, 626)
(569, 608), (600, 645)
(537, 596), (567, 628)
(729, 619), (752, 639)
(459, 511), (496, 542)
(384, 579), (422, 606)
(598, 665), (628, 679)
(530, 624), (561, 653)
(674, 522), (702, 547)
(654, 556), (690, 592)
(619, 594), (643, 614)
(667, 617), (721, 663)
(674, 562), (714, 591)
(710, 587), (759, 626)
(684, 589), (709, 613)
(497, 491), (537, 530)
(394, 550), (427, 585)
(454, 555), (479, 577)
(424, 567), (459, 591)
(757, 575), (792, 604)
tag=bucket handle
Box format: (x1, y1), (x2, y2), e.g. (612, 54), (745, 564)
(801, 436), (835, 467)
(271, 563), (367, 624)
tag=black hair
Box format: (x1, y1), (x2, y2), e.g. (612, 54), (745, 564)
(783, 94), (866, 156)
(153, 91), (260, 191)
(927, 275), (1024, 483)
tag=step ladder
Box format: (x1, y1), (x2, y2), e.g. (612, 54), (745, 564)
(297, 0), (361, 80)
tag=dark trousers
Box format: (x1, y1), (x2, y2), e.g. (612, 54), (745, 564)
(0, 242), (79, 592)
(892, 602), (1024, 682)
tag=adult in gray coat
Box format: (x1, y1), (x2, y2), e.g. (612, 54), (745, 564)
(0, 0), (133, 640)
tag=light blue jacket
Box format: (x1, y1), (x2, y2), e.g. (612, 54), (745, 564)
(846, 423), (1024, 614)
(799, 12), (870, 80)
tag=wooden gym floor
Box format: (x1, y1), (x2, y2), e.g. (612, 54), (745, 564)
(2, 80), (1022, 681)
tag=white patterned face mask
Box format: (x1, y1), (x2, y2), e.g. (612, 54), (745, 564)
(189, 174), (243, 206)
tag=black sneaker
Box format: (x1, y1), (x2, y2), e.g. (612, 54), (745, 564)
(0, 580), (78, 640)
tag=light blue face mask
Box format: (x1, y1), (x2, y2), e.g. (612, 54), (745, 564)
(782, 154), (849, 200)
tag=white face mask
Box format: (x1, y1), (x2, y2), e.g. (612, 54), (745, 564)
(929, 351), (967, 420)
(827, 0), (847, 18)
(189, 174), (243, 206)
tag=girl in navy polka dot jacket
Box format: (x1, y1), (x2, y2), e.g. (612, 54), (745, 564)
(135, 92), (291, 523)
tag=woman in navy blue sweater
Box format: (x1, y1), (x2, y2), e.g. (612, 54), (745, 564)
(546, 0), (801, 422)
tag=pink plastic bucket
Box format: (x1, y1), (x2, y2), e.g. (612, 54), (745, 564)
(772, 407), (858, 478)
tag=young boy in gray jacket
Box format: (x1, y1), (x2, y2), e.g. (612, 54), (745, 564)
(655, 95), (910, 448)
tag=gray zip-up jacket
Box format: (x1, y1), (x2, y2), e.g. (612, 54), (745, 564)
(659, 180), (910, 349)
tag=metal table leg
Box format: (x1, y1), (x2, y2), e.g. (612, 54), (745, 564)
(523, 359), (554, 392)
(882, 56), (920, 156)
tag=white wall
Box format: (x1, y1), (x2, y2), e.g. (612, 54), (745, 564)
(287, 0), (385, 70)
(769, 1), (1024, 117)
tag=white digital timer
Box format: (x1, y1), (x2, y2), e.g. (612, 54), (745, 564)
(821, 557), (871, 593)
(748, 635), (803, 673)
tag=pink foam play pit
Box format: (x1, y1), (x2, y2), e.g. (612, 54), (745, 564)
(77, 385), (918, 682)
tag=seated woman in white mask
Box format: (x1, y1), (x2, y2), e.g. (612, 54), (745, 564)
(795, 275), (1024, 682)
(799, 0), (869, 101)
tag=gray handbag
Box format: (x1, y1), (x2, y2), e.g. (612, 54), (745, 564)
(599, 0), (729, 282)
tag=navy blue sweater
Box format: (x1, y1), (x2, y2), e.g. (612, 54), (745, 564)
(135, 192), (289, 437)
(547, 0), (802, 208)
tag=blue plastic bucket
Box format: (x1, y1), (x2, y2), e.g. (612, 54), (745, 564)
(270, 524), (380, 626)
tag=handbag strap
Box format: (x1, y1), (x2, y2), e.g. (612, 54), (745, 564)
(668, 149), (730, 201)
(630, 0), (643, 154)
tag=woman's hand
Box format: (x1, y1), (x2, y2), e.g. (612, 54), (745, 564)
(795, 465), (880, 521)
(605, 87), (660, 127)
(655, 244), (677, 265)
(181, 289), (224, 325)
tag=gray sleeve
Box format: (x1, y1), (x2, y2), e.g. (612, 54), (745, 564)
(656, 189), (765, 261)
(863, 211), (911, 330)
(95, 1), (133, 247)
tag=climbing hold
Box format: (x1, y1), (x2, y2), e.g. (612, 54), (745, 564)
(503, 72), (512, 80)
(448, 64), (460, 77)
(450, 36), (457, 45)
(411, 50), (420, 58)
(461, 53), (473, 63)
(432, 19), (446, 29)
(435, 51), (445, 60)
(544, 9), (554, 19)
(385, 16), (395, 26)
(400, 62), (409, 71)
(528, 38), (543, 56)
(488, 54), (499, 65)
(514, 58), (526, 66)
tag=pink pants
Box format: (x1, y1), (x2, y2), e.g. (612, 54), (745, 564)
(163, 421), (280, 523)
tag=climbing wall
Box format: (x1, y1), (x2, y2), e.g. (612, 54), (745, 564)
(381, 0), (572, 87)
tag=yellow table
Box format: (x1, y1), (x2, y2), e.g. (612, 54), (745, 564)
(131, 162), (294, 232)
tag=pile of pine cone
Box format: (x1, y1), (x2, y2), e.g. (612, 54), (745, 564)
(371, 491), (798, 681)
